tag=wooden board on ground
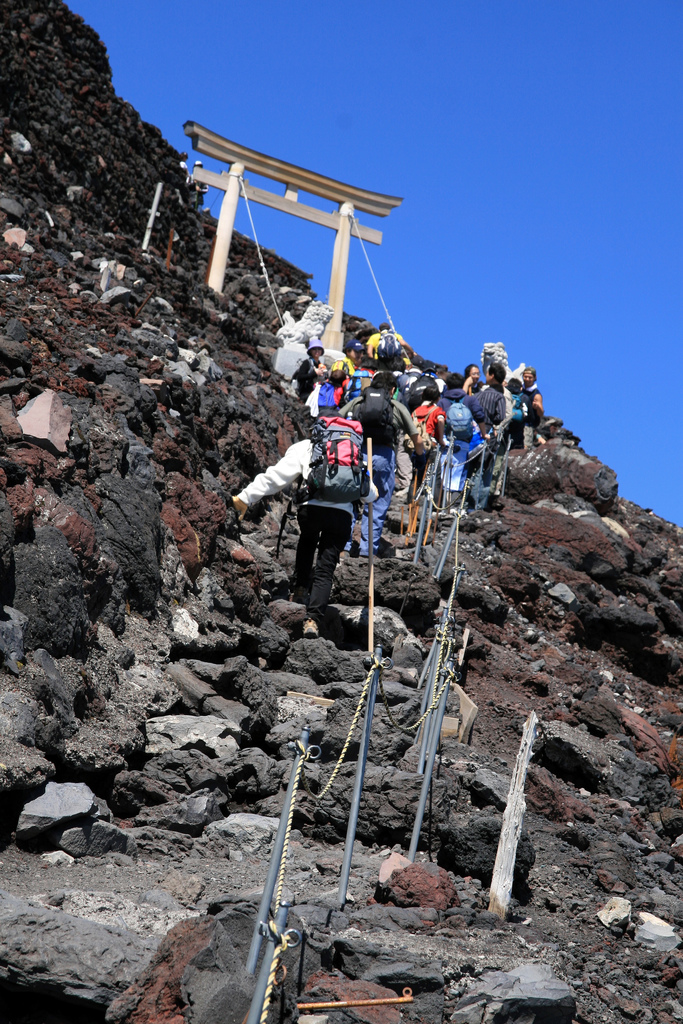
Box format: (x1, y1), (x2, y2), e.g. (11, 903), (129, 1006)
(441, 715), (460, 738)
(453, 684), (478, 744)
(286, 691), (335, 708)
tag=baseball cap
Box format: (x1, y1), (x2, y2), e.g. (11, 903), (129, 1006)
(344, 340), (364, 352)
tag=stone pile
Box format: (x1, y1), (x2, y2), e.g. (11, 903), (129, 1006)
(0, 3), (683, 1024)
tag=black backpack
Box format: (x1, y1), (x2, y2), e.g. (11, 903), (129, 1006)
(356, 388), (395, 447)
(408, 373), (437, 412)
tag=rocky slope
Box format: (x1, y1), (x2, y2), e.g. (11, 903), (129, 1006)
(1, 3), (683, 1024)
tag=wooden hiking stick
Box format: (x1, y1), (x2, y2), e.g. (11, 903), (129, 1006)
(367, 437), (374, 652)
(165, 226), (174, 269)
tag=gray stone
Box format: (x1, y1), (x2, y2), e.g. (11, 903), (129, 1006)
(334, 604), (408, 649)
(10, 131), (31, 154)
(0, 889), (157, 1006)
(17, 781), (97, 839)
(138, 889), (183, 912)
(452, 962), (575, 1024)
(99, 285), (131, 306)
(206, 812), (279, 857)
(0, 738), (55, 794)
(469, 768), (510, 811)
(540, 719), (673, 811)
(134, 789), (224, 837)
(0, 198), (25, 220)
(635, 912), (682, 952)
(4, 317), (28, 342)
(0, 605), (28, 671)
(547, 582), (580, 612)
(145, 714), (240, 759)
(49, 819), (138, 859)
(0, 691), (37, 746)
(597, 897), (631, 929)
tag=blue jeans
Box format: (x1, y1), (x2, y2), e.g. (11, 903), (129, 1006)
(356, 444), (396, 556)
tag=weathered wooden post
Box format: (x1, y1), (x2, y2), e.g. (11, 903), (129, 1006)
(488, 711), (538, 919)
(324, 202), (354, 351)
(208, 162), (244, 294)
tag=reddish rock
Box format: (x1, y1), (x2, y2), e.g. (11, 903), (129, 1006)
(6, 480), (35, 532)
(378, 851), (411, 884)
(269, 598), (307, 638)
(106, 916), (215, 1024)
(161, 503), (201, 582)
(378, 860), (458, 912)
(526, 765), (595, 823)
(0, 395), (21, 441)
(620, 706), (674, 777)
(302, 972), (401, 1024)
(17, 389), (72, 455)
(506, 439), (618, 514)
(3, 227), (27, 248)
(497, 503), (630, 582)
(164, 472), (225, 564)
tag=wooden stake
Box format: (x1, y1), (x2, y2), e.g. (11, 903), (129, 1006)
(165, 226), (174, 269)
(488, 711), (538, 919)
(367, 437), (374, 652)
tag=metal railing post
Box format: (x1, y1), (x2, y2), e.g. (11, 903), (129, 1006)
(413, 457), (436, 564)
(246, 726), (310, 974)
(338, 647), (383, 909)
(246, 901), (299, 1024)
(408, 660), (455, 861)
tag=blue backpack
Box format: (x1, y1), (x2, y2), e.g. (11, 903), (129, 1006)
(510, 392), (526, 423)
(446, 397), (474, 441)
(343, 369), (373, 402)
(376, 331), (403, 360)
(316, 381), (339, 410)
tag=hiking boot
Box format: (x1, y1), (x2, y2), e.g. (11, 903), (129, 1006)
(303, 618), (319, 639)
(348, 540), (360, 559)
(290, 586), (308, 604)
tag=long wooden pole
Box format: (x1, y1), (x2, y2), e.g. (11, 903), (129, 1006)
(367, 437), (374, 652)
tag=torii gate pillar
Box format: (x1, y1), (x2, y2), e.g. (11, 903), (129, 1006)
(208, 162), (245, 294)
(323, 202), (354, 351)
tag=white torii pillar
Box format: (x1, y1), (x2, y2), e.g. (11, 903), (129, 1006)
(323, 202), (354, 352)
(207, 162), (245, 294)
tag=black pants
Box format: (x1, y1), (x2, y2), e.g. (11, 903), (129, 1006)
(293, 505), (352, 626)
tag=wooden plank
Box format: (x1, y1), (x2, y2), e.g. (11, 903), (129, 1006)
(488, 711), (538, 920)
(286, 691), (335, 708)
(191, 168), (382, 245)
(184, 121), (403, 217)
(453, 684), (478, 744)
(441, 715), (460, 738)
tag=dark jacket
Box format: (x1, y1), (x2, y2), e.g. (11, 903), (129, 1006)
(293, 357), (321, 399)
(477, 385), (507, 429)
(438, 387), (486, 425)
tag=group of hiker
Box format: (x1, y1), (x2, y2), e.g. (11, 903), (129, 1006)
(232, 322), (544, 638)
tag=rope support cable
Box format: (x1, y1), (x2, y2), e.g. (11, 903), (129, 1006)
(301, 656), (382, 801)
(350, 215), (395, 332)
(238, 176), (284, 326)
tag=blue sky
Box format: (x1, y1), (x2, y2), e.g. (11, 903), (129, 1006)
(68, 1), (682, 524)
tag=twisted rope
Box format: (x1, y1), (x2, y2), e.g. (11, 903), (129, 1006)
(301, 657), (381, 801)
(258, 921), (299, 1024)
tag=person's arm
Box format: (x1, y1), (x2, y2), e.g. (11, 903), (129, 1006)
(435, 414), (446, 447)
(236, 441), (309, 506)
(293, 359), (315, 383)
(532, 392), (544, 417)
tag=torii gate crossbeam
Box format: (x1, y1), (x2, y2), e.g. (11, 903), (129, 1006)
(184, 121), (403, 351)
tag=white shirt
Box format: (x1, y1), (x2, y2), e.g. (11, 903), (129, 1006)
(237, 439), (377, 516)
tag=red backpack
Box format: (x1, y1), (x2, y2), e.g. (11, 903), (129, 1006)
(299, 416), (368, 503)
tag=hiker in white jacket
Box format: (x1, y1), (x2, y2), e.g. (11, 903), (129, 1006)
(232, 437), (377, 639)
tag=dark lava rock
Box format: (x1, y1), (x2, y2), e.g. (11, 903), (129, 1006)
(437, 814), (535, 885)
(12, 526), (90, 656)
(95, 474), (161, 616)
(0, 889), (157, 1007)
(506, 439), (618, 514)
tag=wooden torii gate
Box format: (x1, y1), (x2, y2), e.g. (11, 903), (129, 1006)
(183, 122), (403, 351)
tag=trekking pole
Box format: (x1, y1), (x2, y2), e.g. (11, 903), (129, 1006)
(408, 657), (456, 861)
(246, 726), (314, 974)
(366, 438), (374, 652)
(412, 455), (436, 565)
(245, 901), (301, 1024)
(500, 434), (512, 498)
(339, 647), (383, 909)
